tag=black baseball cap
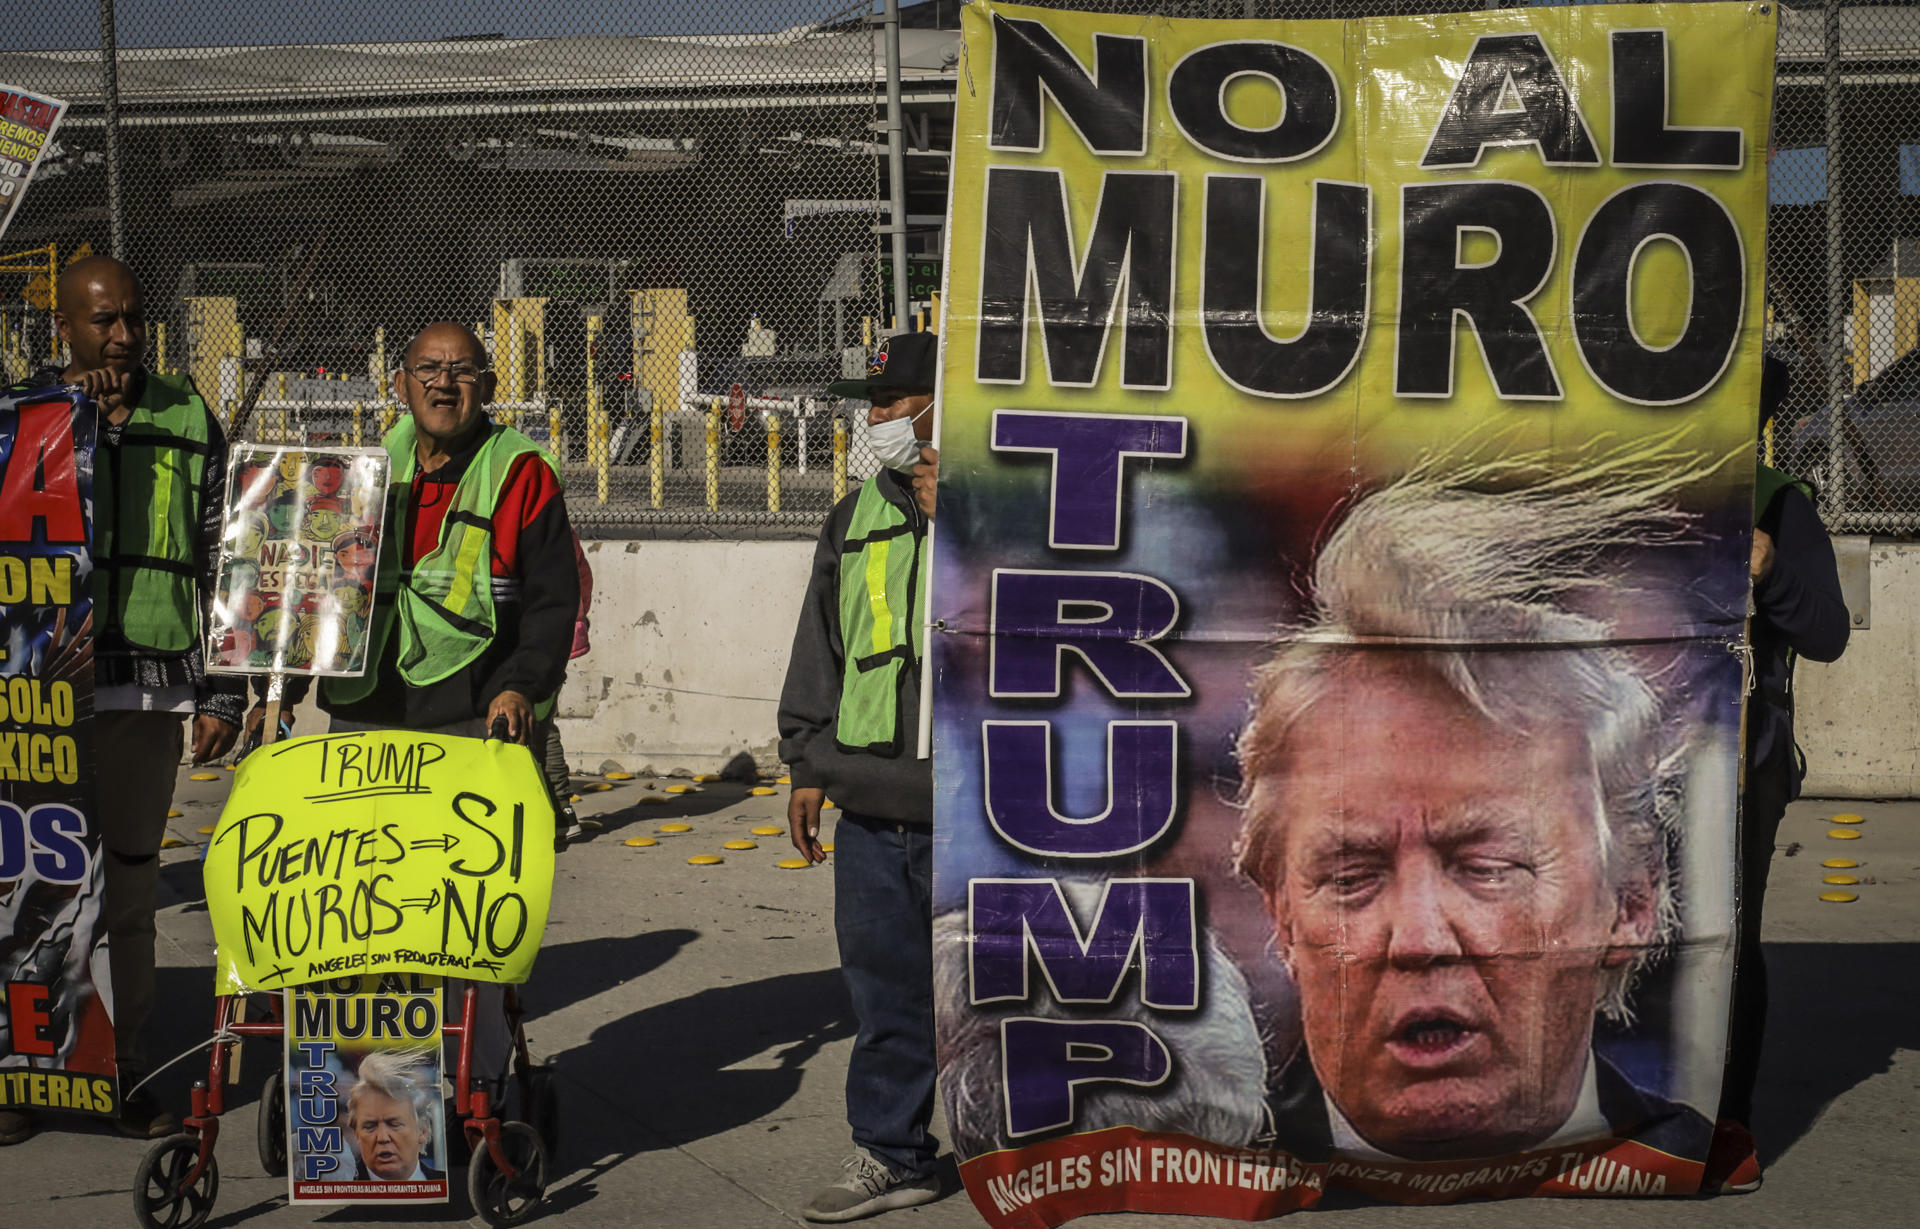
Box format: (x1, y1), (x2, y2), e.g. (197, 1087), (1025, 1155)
(826, 331), (938, 399)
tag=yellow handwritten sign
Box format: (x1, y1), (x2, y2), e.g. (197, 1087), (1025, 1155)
(204, 731), (555, 990)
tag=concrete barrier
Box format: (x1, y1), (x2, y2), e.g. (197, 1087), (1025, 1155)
(548, 533), (1917, 796)
(553, 538), (814, 776)
(1796, 537), (1920, 799)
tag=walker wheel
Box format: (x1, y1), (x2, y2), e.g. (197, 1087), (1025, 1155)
(133, 1133), (220, 1229)
(257, 1071), (287, 1177)
(468, 1121), (548, 1227)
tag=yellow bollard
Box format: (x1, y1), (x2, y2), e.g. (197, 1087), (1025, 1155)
(549, 406), (564, 462)
(381, 404), (398, 434)
(1763, 418), (1774, 468)
(706, 397), (720, 511)
(649, 400), (664, 509)
(596, 405), (610, 505)
(373, 326), (388, 401)
(351, 401), (363, 446)
(155, 321), (167, 374)
(833, 415), (848, 505)
(585, 314), (608, 505)
(766, 411), (782, 513)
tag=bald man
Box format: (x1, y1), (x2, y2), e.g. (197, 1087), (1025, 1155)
(1, 256), (245, 1145)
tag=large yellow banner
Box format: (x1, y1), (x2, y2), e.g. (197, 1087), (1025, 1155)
(935, 3), (1776, 1224)
(205, 732), (555, 990)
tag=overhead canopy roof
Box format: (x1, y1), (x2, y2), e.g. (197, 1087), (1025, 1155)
(0, 26), (960, 118)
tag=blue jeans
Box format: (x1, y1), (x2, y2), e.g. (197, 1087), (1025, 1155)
(833, 812), (936, 1180)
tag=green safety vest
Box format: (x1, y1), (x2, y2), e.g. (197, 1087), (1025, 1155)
(93, 372), (212, 653)
(1755, 461), (1814, 522)
(326, 417), (561, 705)
(835, 477), (926, 755)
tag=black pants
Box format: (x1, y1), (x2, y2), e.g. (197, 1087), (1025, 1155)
(1721, 755), (1792, 1127)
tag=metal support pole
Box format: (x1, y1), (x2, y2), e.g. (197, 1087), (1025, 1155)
(1823, 0), (1848, 523)
(882, 0), (911, 331)
(98, 0), (126, 260)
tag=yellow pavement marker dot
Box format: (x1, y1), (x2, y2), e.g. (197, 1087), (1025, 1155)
(693, 773), (721, 783)
(1819, 891), (1859, 903)
(820, 843), (834, 853)
(586, 782), (614, 792)
(687, 854), (723, 866)
(196, 825), (217, 835)
(751, 825), (784, 837)
(623, 837), (658, 848)
(604, 771), (635, 780)
(1822, 858), (1860, 869)
(749, 786), (777, 796)
(1822, 874), (1860, 886)
(777, 775), (792, 784)
(188, 772), (219, 781)
(224, 764), (237, 772)
(636, 794), (665, 804)
(167, 809), (183, 819)
(159, 837), (189, 849)
(822, 798), (838, 810)
(659, 822), (693, 834)
(569, 794), (583, 803)
(1831, 813), (1865, 825)
(777, 858), (811, 869)
(579, 819), (603, 832)
(1828, 828), (1862, 840)
(666, 784), (700, 794)
(723, 840), (758, 851)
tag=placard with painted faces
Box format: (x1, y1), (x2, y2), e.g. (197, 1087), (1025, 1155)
(207, 446), (387, 676)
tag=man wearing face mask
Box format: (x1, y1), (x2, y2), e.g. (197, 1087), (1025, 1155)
(778, 330), (943, 1221)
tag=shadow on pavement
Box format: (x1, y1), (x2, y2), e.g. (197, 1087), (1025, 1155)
(1754, 941), (1920, 1164)
(538, 966), (855, 1216)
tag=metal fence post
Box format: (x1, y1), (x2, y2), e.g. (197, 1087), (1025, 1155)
(97, 0), (126, 260)
(1823, 0), (1848, 525)
(881, 0), (909, 332)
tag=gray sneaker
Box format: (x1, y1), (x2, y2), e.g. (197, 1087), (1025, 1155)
(802, 1148), (940, 1223)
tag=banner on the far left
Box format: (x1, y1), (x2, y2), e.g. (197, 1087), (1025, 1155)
(0, 86), (67, 244)
(0, 387), (115, 1117)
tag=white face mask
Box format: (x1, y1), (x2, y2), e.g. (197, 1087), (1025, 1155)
(863, 413), (926, 472)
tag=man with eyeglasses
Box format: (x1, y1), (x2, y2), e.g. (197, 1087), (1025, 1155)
(778, 330), (945, 1221)
(315, 321), (578, 747)
(302, 321), (578, 1097)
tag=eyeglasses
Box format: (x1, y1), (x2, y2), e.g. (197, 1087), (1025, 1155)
(403, 361), (488, 385)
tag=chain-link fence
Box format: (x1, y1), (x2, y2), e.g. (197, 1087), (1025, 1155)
(3, 1), (1917, 534)
(0, 0), (954, 535)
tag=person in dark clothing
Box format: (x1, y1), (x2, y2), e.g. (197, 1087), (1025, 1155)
(2, 257), (245, 1147)
(778, 331), (944, 1223)
(1704, 356), (1851, 1194)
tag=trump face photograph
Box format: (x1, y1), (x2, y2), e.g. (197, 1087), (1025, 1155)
(1234, 464), (1713, 1163)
